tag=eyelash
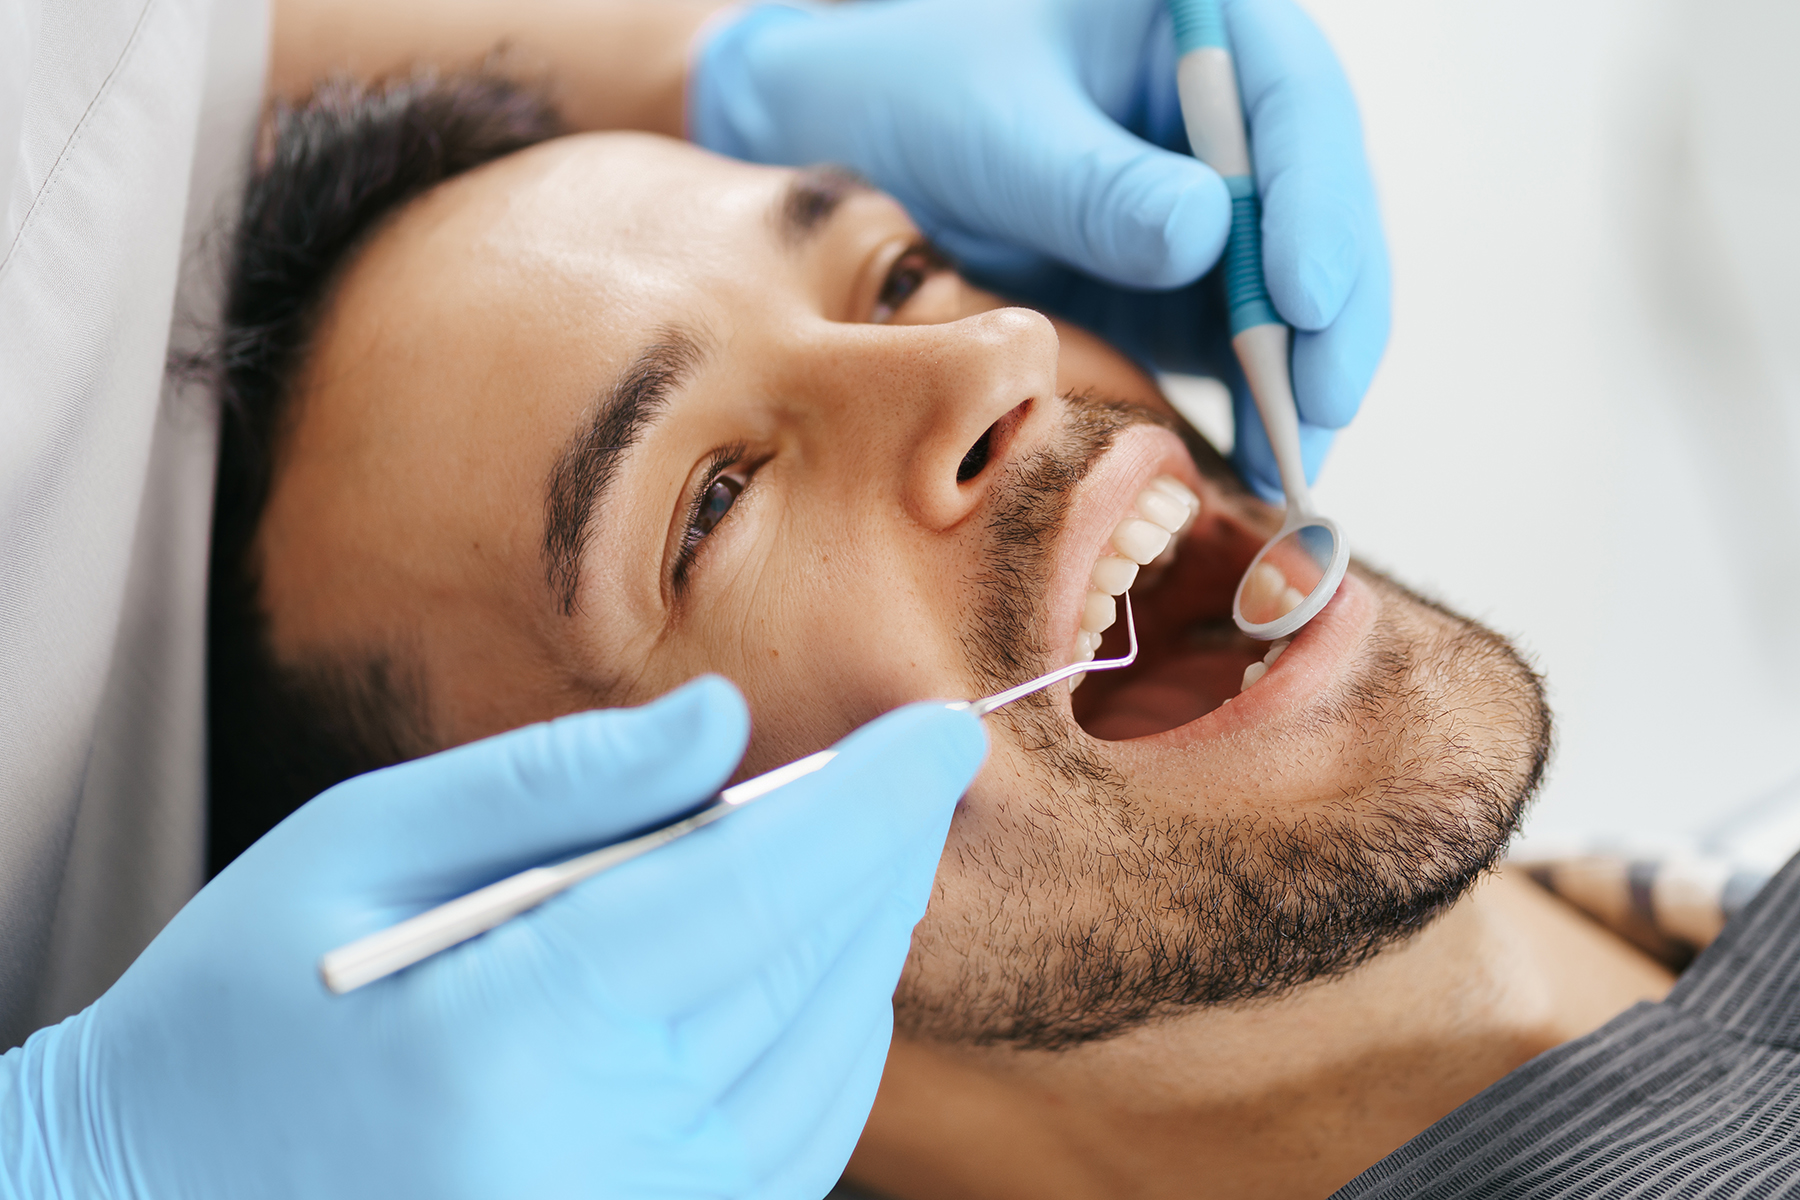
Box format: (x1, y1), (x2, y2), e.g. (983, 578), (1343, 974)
(672, 443), (751, 592)
(872, 240), (950, 323)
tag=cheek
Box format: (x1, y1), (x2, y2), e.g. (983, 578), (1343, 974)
(668, 516), (988, 779)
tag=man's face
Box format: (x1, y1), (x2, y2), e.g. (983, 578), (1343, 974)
(261, 133), (1548, 1047)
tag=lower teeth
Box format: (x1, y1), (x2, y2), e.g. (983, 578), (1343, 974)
(1239, 640), (1291, 693)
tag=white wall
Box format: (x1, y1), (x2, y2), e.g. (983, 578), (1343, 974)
(1273, 0), (1799, 859)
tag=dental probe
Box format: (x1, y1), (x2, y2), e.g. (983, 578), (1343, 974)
(318, 596), (1138, 994)
(1166, 0), (1350, 641)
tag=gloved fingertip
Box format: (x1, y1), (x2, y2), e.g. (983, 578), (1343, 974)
(1234, 455), (1287, 505)
(1289, 284), (1389, 431)
(686, 1), (820, 154)
(1051, 138), (1226, 289)
(645, 674), (750, 733)
(832, 701), (989, 793)
(1297, 424), (1337, 485)
(1104, 158), (1229, 289)
(638, 673), (751, 754)
(1157, 170), (1232, 285)
(1294, 371), (1361, 431)
(1265, 206), (1360, 332)
(1291, 244), (1358, 333)
(541, 675), (750, 782)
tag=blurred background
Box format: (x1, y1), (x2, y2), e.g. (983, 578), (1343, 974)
(1168, 0), (1800, 867)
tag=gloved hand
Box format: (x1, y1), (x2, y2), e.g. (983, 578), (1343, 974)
(0, 677), (985, 1199)
(690, 0), (1389, 501)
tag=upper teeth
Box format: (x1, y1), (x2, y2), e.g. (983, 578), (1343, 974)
(1073, 476), (1199, 676)
(1112, 517), (1171, 566)
(1242, 562), (1307, 624)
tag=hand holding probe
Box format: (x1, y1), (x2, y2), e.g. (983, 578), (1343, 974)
(318, 595), (1139, 993)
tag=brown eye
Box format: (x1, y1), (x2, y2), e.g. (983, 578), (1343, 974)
(689, 473), (744, 545)
(673, 469), (744, 593)
(873, 242), (949, 323)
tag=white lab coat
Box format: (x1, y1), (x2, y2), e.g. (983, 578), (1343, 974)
(0, 0), (266, 1046)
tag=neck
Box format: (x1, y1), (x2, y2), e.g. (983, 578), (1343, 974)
(850, 871), (1674, 1200)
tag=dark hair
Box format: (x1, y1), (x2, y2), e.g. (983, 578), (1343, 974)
(207, 73), (564, 874)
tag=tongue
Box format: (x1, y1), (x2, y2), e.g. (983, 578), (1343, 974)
(1077, 645), (1249, 740)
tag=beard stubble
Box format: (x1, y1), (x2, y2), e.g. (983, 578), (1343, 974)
(895, 396), (1553, 1050)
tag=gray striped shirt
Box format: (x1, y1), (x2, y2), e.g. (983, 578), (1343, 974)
(1336, 850), (1800, 1197)
(831, 854), (1799, 1199)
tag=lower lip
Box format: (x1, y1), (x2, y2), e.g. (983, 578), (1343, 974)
(1129, 569), (1378, 748)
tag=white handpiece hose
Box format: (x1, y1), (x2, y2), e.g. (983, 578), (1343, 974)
(1175, 48), (1251, 177)
(1168, 0), (1312, 516)
(1235, 326), (1307, 510)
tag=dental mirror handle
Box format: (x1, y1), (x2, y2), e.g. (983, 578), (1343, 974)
(1236, 326), (1312, 517)
(1167, 0), (1313, 516)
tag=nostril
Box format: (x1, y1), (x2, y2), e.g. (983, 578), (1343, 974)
(957, 423), (996, 484)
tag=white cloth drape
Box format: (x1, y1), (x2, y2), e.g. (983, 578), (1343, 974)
(0, 0), (266, 1046)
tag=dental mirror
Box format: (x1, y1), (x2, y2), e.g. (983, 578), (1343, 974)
(1164, 0), (1350, 642)
(1228, 327), (1350, 642)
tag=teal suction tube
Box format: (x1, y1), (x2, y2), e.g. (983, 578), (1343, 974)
(1166, 0), (1312, 509)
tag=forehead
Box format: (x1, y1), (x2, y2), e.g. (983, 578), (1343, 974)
(344, 132), (792, 341)
(286, 132), (805, 551)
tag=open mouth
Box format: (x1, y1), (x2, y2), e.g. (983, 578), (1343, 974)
(1070, 481), (1272, 740)
(1025, 426), (1335, 744)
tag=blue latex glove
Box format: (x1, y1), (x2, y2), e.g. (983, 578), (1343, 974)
(690, 0), (1390, 501)
(0, 677), (985, 1199)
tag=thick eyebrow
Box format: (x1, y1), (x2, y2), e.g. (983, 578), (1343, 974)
(542, 327), (709, 616)
(776, 165), (874, 247)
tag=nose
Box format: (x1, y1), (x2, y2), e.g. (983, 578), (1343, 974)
(820, 307), (1062, 531)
